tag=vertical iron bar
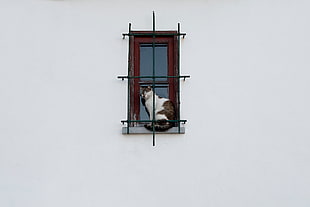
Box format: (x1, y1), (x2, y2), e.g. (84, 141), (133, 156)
(152, 11), (156, 146)
(127, 23), (132, 134)
(177, 23), (181, 133)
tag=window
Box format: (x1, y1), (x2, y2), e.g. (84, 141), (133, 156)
(119, 13), (189, 141)
(131, 33), (178, 126)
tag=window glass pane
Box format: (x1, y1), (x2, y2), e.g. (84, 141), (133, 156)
(140, 44), (168, 81)
(140, 86), (168, 121)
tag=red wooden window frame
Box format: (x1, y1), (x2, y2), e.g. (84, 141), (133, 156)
(129, 31), (179, 126)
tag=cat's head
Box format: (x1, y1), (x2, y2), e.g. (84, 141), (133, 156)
(140, 86), (153, 100)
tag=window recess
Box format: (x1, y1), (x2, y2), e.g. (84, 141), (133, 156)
(118, 12), (190, 146)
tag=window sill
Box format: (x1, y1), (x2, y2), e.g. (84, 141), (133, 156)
(122, 126), (185, 134)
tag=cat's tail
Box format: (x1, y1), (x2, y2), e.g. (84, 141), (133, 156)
(144, 120), (173, 131)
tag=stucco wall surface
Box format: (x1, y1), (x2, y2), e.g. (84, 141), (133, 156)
(0, 0), (310, 207)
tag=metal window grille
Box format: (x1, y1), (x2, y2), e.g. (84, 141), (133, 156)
(118, 12), (190, 146)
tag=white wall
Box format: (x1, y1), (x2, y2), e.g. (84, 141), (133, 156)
(1, 0), (310, 207)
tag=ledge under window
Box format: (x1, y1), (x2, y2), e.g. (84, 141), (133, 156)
(122, 126), (185, 134)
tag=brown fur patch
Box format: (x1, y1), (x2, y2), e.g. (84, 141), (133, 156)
(157, 100), (175, 120)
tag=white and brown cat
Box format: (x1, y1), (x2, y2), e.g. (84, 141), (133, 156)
(140, 86), (175, 131)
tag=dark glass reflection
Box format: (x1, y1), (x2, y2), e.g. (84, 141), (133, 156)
(140, 44), (168, 81)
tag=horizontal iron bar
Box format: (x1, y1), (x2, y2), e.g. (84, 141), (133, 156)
(139, 83), (169, 87)
(122, 32), (186, 37)
(121, 120), (187, 123)
(117, 75), (190, 80)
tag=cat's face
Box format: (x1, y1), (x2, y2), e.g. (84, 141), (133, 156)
(140, 86), (152, 100)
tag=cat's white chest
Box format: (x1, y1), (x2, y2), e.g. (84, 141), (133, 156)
(145, 96), (168, 120)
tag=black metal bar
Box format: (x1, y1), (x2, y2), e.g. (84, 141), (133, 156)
(122, 33), (187, 37)
(117, 75), (190, 79)
(126, 23), (132, 134)
(178, 24), (181, 133)
(152, 11), (156, 146)
(121, 120), (187, 124)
